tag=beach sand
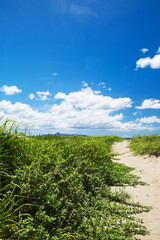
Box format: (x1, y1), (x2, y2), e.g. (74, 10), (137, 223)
(112, 140), (160, 240)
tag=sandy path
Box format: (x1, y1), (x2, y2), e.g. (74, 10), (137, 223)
(112, 140), (160, 240)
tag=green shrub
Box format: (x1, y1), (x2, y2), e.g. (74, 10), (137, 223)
(130, 135), (160, 156)
(0, 121), (150, 239)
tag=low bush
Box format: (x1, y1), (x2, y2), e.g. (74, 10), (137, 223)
(130, 135), (160, 157)
(0, 121), (150, 239)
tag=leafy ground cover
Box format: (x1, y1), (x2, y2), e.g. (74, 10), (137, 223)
(130, 135), (160, 157)
(0, 121), (150, 239)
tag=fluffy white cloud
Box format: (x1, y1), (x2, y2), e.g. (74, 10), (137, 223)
(51, 87), (137, 131)
(29, 94), (35, 100)
(0, 100), (53, 129)
(82, 81), (88, 87)
(54, 87), (132, 111)
(37, 91), (51, 96)
(136, 99), (160, 109)
(94, 91), (101, 94)
(54, 92), (67, 99)
(140, 48), (148, 54)
(117, 121), (153, 131)
(136, 54), (160, 70)
(0, 87), (156, 133)
(157, 47), (160, 54)
(0, 85), (22, 95)
(138, 116), (160, 124)
(0, 87), (134, 132)
(36, 91), (51, 101)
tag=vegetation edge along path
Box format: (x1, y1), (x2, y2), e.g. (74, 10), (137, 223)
(112, 140), (160, 240)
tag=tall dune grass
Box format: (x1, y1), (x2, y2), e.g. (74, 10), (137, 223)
(0, 121), (150, 239)
(130, 135), (160, 156)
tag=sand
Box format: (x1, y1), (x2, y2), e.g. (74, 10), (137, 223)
(112, 140), (160, 240)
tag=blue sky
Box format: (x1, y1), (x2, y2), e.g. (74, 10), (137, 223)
(1, 0), (160, 136)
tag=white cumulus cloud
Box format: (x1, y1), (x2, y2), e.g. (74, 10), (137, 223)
(140, 48), (148, 54)
(157, 47), (160, 54)
(82, 81), (88, 87)
(0, 85), (22, 95)
(36, 91), (51, 101)
(138, 116), (160, 124)
(0, 87), (156, 133)
(29, 94), (35, 100)
(54, 87), (132, 111)
(136, 99), (160, 109)
(136, 48), (160, 70)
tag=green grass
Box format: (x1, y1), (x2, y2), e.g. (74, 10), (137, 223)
(130, 135), (160, 157)
(0, 121), (151, 239)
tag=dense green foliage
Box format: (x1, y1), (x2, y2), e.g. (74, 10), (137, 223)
(130, 135), (160, 156)
(0, 121), (150, 239)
